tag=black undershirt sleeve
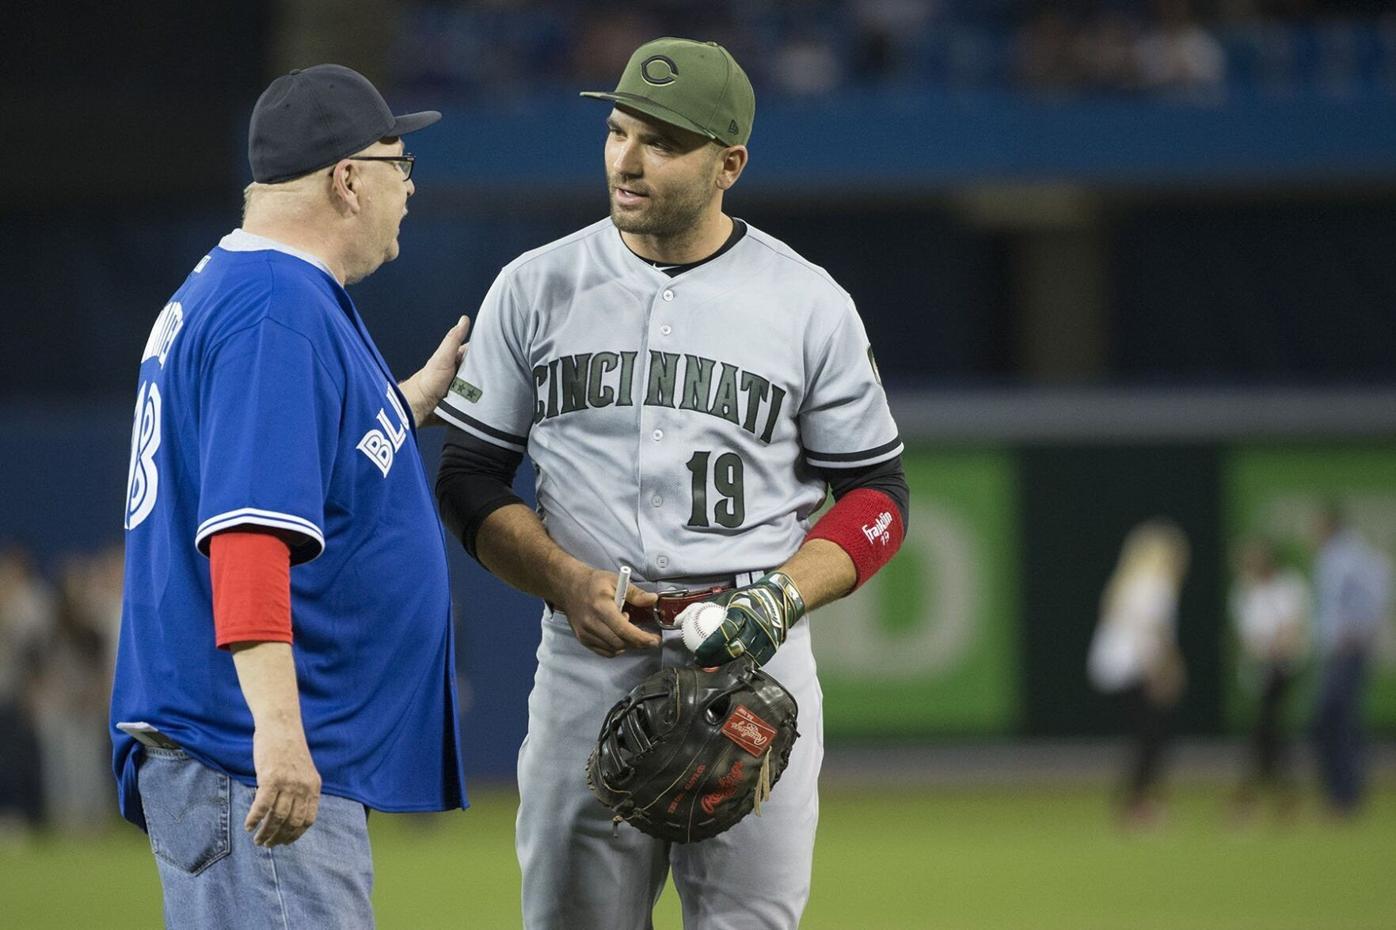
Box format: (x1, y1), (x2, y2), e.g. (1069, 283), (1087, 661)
(435, 427), (526, 561)
(815, 455), (910, 528)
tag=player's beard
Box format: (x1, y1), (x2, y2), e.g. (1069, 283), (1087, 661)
(608, 173), (713, 239)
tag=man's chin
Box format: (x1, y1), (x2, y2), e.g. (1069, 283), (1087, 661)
(609, 208), (652, 235)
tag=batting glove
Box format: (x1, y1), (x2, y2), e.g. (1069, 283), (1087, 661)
(693, 572), (806, 667)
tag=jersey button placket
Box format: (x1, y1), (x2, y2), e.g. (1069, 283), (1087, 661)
(657, 287), (674, 339)
(643, 285), (677, 581)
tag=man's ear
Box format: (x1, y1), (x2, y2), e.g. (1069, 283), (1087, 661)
(716, 145), (748, 191)
(329, 160), (361, 213)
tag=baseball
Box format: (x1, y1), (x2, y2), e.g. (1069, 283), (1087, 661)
(681, 602), (727, 653)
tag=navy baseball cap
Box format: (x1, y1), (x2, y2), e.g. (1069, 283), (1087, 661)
(249, 64), (441, 183)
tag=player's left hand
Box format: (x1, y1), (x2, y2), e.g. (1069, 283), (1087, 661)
(689, 571), (806, 667)
(245, 722), (322, 848)
(400, 315), (471, 427)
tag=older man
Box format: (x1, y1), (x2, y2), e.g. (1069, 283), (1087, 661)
(110, 64), (469, 928)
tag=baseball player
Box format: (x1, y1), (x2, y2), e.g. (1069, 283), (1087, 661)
(435, 38), (908, 929)
(109, 65), (468, 928)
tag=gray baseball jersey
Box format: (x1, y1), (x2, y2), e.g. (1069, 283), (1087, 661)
(434, 217), (902, 581)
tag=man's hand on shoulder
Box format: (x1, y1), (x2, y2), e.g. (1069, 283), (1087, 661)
(400, 314), (471, 427)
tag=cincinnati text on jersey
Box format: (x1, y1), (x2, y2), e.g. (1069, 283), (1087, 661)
(531, 350), (787, 444)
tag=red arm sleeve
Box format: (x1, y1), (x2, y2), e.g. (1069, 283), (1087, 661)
(209, 530), (293, 649)
(804, 488), (906, 590)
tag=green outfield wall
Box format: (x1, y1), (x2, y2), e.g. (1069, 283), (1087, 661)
(1223, 446), (1396, 732)
(813, 450), (1022, 738)
(814, 442), (1396, 742)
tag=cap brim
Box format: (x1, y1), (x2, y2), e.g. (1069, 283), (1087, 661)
(388, 110), (442, 137)
(580, 91), (719, 142)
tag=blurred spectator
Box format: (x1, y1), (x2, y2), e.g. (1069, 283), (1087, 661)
(1228, 537), (1309, 820)
(386, 0), (1396, 101)
(1309, 504), (1392, 817)
(1088, 518), (1190, 828)
(389, 1), (574, 98)
(571, 7), (665, 85)
(849, 0), (939, 85)
(0, 545), (52, 835)
(1135, 0), (1227, 92)
(1017, 9), (1085, 92)
(770, 30), (846, 96)
(30, 547), (123, 834)
(1077, 11), (1145, 92)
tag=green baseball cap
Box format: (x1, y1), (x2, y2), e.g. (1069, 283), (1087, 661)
(581, 37), (755, 147)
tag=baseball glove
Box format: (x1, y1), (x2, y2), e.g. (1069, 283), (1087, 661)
(586, 657), (799, 843)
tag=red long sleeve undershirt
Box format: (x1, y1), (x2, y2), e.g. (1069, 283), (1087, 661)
(209, 530), (293, 649)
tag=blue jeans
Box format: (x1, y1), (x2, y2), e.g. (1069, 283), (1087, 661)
(137, 748), (374, 929)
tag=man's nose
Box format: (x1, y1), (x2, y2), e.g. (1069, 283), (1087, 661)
(611, 139), (641, 177)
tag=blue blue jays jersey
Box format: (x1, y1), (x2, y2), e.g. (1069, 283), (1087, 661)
(111, 230), (466, 829)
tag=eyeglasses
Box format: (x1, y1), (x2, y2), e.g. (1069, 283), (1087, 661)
(344, 153), (415, 181)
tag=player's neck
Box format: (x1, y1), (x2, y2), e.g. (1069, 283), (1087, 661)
(241, 218), (349, 285)
(622, 212), (733, 266)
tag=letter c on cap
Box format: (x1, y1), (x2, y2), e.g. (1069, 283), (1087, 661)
(641, 55), (679, 86)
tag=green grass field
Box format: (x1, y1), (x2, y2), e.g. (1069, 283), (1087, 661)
(3, 782), (1393, 929)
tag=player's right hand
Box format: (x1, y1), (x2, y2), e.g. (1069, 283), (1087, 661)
(560, 567), (660, 658)
(246, 723), (322, 847)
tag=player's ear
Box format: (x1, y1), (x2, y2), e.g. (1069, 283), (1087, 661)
(715, 145), (747, 191)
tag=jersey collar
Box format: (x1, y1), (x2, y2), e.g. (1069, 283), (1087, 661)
(618, 218), (748, 279)
(219, 228), (337, 281)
